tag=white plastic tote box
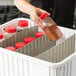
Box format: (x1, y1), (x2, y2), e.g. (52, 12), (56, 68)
(0, 18), (76, 76)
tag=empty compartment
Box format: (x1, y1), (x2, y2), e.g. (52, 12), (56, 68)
(36, 34), (76, 63)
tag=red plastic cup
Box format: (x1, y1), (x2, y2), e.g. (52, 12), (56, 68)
(35, 32), (45, 38)
(5, 25), (16, 33)
(0, 32), (3, 39)
(18, 20), (28, 27)
(5, 46), (16, 51)
(24, 37), (34, 44)
(15, 42), (25, 49)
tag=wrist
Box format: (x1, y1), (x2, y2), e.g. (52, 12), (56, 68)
(29, 7), (37, 15)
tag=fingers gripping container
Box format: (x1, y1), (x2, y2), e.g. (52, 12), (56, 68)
(0, 18), (76, 76)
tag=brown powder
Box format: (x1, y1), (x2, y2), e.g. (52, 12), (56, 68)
(43, 24), (63, 40)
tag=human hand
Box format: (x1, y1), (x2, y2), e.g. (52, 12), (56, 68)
(30, 8), (50, 27)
